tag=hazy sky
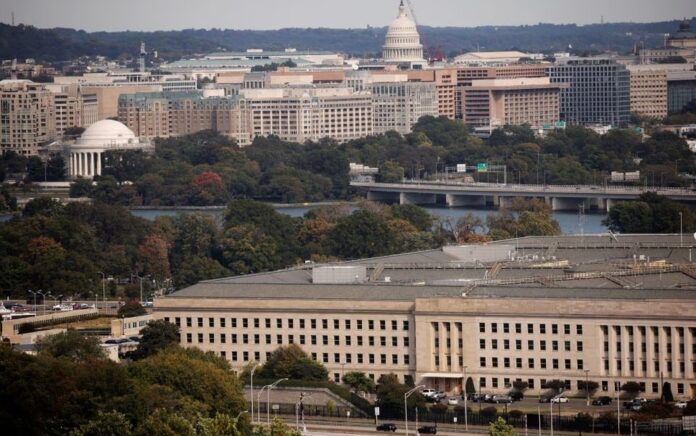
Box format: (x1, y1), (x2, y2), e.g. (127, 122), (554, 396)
(3, 0), (695, 31)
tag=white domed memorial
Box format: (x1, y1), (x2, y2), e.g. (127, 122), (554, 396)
(382, 0), (425, 66)
(67, 120), (152, 179)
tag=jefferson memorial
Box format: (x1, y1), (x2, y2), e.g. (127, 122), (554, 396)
(66, 119), (152, 179)
(382, 0), (426, 68)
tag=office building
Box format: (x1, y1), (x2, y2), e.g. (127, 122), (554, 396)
(460, 78), (564, 128)
(155, 234), (696, 400)
(46, 84), (99, 136)
(640, 20), (696, 64)
(239, 87), (373, 144)
(627, 66), (668, 119)
(547, 58), (630, 127)
(667, 69), (696, 113)
(0, 79), (56, 156)
(452, 51), (536, 66)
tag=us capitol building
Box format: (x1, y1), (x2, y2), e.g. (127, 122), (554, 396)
(382, 1), (426, 68)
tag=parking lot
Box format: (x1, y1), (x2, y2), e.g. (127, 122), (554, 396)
(432, 395), (620, 416)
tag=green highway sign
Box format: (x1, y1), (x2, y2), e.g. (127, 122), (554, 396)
(477, 163), (488, 173)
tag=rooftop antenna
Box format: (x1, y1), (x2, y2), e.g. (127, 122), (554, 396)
(10, 58), (17, 80)
(601, 15), (604, 25)
(11, 11), (15, 26)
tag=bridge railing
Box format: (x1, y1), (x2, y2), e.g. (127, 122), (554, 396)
(351, 180), (696, 195)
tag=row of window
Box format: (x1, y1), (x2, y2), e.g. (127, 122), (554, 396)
(173, 316), (409, 332)
(479, 356), (584, 371)
(476, 377), (689, 395)
(478, 339), (583, 352)
(479, 322), (583, 335)
(602, 359), (695, 375)
(185, 331), (410, 348)
(221, 349), (409, 366)
(603, 341), (694, 355)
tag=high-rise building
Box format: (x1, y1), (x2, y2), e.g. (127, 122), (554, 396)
(46, 84), (99, 136)
(0, 79), (56, 156)
(369, 80), (438, 135)
(382, 1), (425, 68)
(667, 69), (696, 113)
(626, 66), (668, 119)
(547, 59), (630, 127)
(239, 87), (373, 144)
(460, 78), (564, 128)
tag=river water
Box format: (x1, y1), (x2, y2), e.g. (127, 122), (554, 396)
(129, 205), (608, 235)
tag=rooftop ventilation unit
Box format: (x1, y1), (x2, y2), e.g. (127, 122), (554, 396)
(312, 265), (367, 284)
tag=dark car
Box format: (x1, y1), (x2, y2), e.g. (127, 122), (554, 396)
(418, 425), (437, 434)
(539, 396), (552, 403)
(592, 396), (612, 406)
(376, 423), (397, 432)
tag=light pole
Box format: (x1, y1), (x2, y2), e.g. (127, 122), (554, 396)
(295, 392), (314, 432)
(98, 272), (106, 308)
(404, 385), (425, 435)
(28, 290), (36, 312)
(256, 385), (269, 424)
(679, 212), (683, 247)
(235, 410), (248, 421)
(37, 290), (45, 315)
(584, 370), (590, 406)
(267, 378), (288, 424)
(250, 363), (259, 425)
(463, 366), (469, 431)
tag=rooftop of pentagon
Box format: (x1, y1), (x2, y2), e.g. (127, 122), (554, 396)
(168, 234), (696, 301)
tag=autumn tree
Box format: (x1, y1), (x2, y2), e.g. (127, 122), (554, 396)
(137, 234), (171, 279)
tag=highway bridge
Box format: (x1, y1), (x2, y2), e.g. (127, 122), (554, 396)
(350, 180), (696, 211)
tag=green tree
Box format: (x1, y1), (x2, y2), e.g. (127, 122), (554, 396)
(465, 377), (476, 395)
(343, 371), (375, 394)
(258, 344), (328, 381)
(196, 413), (249, 436)
(35, 329), (106, 362)
(133, 410), (195, 436)
(70, 178), (95, 197)
(69, 411), (132, 436)
(118, 301), (146, 318)
(620, 382), (642, 399)
(252, 417), (301, 436)
(378, 161), (405, 183)
(661, 382), (674, 402)
(488, 417), (516, 436)
(578, 380), (600, 398)
(390, 204), (433, 231)
(130, 320), (180, 360)
(375, 374), (425, 418)
(327, 210), (397, 259)
(128, 347), (245, 416)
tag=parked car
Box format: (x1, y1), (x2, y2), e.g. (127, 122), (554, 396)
(592, 396), (612, 406)
(675, 401), (688, 409)
(417, 425), (437, 434)
(376, 423), (397, 432)
(539, 396), (552, 403)
(493, 395), (513, 404)
(447, 397), (459, 405)
(467, 393), (484, 402)
(550, 396), (568, 403)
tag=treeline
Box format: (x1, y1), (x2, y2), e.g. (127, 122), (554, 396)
(0, 19), (690, 62)
(0, 323), (303, 436)
(0, 193), (562, 298)
(69, 118), (695, 208)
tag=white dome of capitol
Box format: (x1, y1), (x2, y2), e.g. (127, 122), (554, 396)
(382, 0), (424, 63)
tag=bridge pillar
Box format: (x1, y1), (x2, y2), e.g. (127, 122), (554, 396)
(446, 194), (486, 208)
(400, 192), (437, 206)
(367, 191), (400, 204)
(551, 197), (587, 211)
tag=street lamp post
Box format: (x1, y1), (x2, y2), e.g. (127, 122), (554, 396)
(584, 370), (590, 406)
(250, 363), (259, 425)
(404, 385), (425, 435)
(256, 385), (268, 424)
(98, 272), (106, 308)
(267, 378), (288, 425)
(463, 366), (469, 431)
(679, 212), (683, 247)
(28, 290), (36, 312)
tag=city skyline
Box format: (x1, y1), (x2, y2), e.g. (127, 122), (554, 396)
(3, 0), (695, 32)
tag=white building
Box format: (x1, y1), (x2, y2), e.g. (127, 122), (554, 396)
(453, 51), (534, 66)
(382, 1), (426, 68)
(67, 119), (152, 179)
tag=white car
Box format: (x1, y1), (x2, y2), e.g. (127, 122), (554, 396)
(551, 396), (568, 403)
(447, 398), (459, 406)
(675, 401), (688, 409)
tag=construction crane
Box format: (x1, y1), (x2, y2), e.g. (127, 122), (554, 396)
(403, 0), (431, 62)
